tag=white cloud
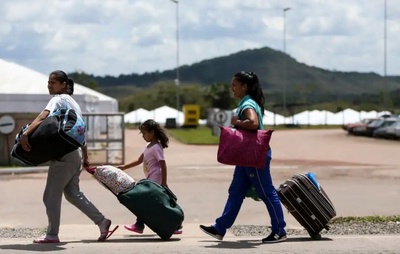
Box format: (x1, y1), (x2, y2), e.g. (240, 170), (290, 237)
(0, 0), (398, 77)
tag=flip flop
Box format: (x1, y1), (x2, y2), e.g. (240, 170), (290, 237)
(98, 225), (119, 242)
(33, 237), (60, 244)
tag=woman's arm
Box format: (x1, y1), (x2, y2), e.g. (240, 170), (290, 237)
(81, 143), (90, 168)
(19, 110), (50, 151)
(231, 108), (259, 130)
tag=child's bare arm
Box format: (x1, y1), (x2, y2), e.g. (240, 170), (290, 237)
(160, 160), (167, 186)
(117, 153), (144, 170)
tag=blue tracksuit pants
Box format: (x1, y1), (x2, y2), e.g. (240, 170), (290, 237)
(213, 155), (286, 236)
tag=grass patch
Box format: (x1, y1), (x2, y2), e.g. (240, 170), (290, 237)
(125, 123), (342, 145)
(331, 215), (400, 224)
(166, 126), (219, 145)
(165, 125), (342, 145)
(265, 125), (342, 130)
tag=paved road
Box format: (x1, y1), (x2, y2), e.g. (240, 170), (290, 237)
(1, 128), (399, 253)
(1, 226), (400, 254)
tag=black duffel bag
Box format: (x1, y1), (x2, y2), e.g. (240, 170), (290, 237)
(11, 108), (86, 166)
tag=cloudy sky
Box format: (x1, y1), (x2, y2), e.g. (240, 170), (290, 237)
(0, 0), (398, 77)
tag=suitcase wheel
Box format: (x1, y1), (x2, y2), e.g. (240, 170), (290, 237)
(308, 231), (322, 240)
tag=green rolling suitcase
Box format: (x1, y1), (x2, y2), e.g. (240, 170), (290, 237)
(117, 179), (184, 240)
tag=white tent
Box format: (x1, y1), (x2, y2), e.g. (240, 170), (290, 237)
(124, 108), (150, 123)
(263, 110), (285, 125)
(231, 108), (285, 125)
(360, 110), (379, 119)
(126, 106), (394, 127)
(332, 108), (361, 125)
(147, 106), (184, 125)
(0, 58), (120, 144)
(0, 58), (118, 113)
(288, 110), (310, 125)
(332, 108), (390, 125)
(124, 106), (185, 125)
(377, 110), (392, 117)
(287, 110), (337, 125)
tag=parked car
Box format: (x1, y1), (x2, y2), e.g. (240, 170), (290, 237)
(372, 120), (397, 139)
(376, 119), (400, 139)
(342, 118), (377, 135)
(357, 118), (399, 137)
(394, 121), (400, 139)
(372, 126), (387, 138)
(352, 119), (378, 136)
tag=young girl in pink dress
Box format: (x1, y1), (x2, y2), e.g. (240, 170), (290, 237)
(117, 119), (182, 234)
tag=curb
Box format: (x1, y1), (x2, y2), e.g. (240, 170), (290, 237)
(0, 166), (48, 175)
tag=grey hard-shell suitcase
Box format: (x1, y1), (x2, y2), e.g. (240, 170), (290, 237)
(277, 173), (336, 239)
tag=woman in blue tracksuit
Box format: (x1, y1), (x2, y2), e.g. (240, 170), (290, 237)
(200, 71), (287, 243)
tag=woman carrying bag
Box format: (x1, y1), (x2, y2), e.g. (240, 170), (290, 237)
(200, 71), (287, 243)
(19, 70), (116, 243)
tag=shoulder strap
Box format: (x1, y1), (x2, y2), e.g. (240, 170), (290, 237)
(60, 96), (70, 110)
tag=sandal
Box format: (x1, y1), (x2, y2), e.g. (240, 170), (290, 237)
(98, 219), (119, 242)
(33, 236), (60, 244)
(98, 225), (119, 242)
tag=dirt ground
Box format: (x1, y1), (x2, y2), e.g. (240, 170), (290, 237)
(1, 128), (399, 229)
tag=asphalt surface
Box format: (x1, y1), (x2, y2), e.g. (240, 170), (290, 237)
(1, 128), (400, 253)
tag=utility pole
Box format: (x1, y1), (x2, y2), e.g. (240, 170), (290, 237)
(170, 0), (180, 121)
(283, 7), (291, 119)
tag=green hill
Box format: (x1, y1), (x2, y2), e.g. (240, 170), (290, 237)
(69, 46), (400, 112)
(73, 46), (400, 92)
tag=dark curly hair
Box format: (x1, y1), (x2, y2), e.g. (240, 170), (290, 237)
(139, 119), (169, 148)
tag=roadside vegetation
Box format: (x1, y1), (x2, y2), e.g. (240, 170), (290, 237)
(166, 126), (219, 145)
(331, 216), (400, 224)
(165, 125), (342, 145)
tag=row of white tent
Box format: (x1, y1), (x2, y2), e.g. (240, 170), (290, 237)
(283, 108), (392, 125)
(125, 106), (186, 125)
(124, 106), (394, 126)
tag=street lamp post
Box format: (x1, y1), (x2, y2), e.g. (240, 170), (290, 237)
(283, 7), (291, 119)
(383, 0), (387, 112)
(170, 0), (180, 122)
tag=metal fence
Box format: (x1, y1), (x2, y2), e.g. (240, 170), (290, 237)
(83, 112), (125, 165)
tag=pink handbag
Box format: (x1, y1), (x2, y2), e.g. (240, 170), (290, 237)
(217, 126), (273, 168)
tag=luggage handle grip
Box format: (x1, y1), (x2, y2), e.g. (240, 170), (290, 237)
(164, 186), (178, 201)
(139, 179), (178, 201)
